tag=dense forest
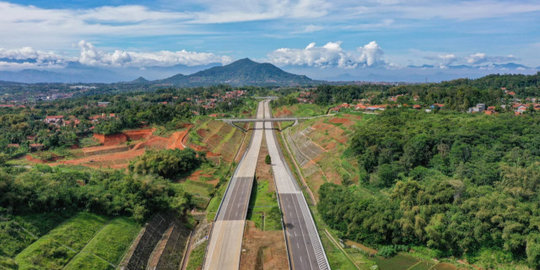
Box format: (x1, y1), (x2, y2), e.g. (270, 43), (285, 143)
(318, 109), (540, 267)
(310, 72), (539, 110)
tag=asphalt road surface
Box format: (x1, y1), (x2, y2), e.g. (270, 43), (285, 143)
(264, 101), (330, 270)
(202, 101), (265, 270)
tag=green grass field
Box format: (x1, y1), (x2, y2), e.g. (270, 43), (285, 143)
(179, 180), (214, 209)
(64, 217), (140, 270)
(14, 212), (108, 270)
(247, 180), (282, 231)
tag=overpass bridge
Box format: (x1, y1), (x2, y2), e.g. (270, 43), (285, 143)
(219, 116), (328, 132)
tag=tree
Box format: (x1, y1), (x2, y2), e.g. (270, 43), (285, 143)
(129, 149), (203, 179)
(375, 163), (402, 187)
(527, 233), (540, 269)
(0, 153), (7, 166)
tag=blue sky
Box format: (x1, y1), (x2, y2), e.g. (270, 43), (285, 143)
(0, 0), (539, 81)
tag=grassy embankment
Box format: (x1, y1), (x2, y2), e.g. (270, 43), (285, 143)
(186, 240), (207, 270)
(13, 212), (139, 270)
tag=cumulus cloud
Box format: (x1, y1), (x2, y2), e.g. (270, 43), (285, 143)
(78, 40), (232, 67)
(0, 41), (232, 70)
(0, 47), (72, 70)
(358, 41), (384, 66)
(420, 50), (519, 68)
(268, 41), (385, 68)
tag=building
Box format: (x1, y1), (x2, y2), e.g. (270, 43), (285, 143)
(468, 104), (486, 113)
(44, 115), (64, 125)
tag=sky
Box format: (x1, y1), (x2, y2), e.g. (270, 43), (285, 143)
(0, 0), (539, 82)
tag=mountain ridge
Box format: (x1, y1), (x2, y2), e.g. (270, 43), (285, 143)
(155, 58), (315, 86)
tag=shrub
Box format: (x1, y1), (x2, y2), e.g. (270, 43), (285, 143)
(129, 148), (203, 179)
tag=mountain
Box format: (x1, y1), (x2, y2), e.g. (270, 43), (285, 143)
(407, 64), (435, 69)
(156, 58), (315, 86)
(129, 76), (150, 84)
(492, 63), (529, 69)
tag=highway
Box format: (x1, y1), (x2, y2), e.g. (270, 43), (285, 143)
(202, 101), (265, 270)
(263, 101), (330, 270)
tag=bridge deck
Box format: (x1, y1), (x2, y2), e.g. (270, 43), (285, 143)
(220, 117), (307, 122)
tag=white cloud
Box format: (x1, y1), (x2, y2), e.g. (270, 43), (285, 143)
(294, 24), (324, 33)
(466, 52), (517, 64)
(268, 41), (385, 68)
(190, 0), (330, 23)
(353, 1), (540, 21)
(0, 2), (206, 49)
(358, 41), (384, 66)
(77, 40), (232, 67)
(0, 47), (72, 70)
(417, 50), (521, 68)
(423, 53), (457, 68)
(0, 41), (232, 70)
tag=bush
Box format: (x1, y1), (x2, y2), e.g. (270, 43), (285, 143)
(265, 154), (271, 165)
(377, 245), (409, 258)
(0, 153), (7, 166)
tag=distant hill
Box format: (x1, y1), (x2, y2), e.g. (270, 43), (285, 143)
(129, 76), (150, 84)
(156, 58), (315, 86)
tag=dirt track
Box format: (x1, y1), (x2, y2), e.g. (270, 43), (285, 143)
(46, 126), (192, 169)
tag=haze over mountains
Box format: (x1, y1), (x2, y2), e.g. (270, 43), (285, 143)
(0, 57), (538, 85)
(0, 58), (317, 86)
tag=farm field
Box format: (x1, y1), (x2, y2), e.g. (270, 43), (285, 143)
(11, 212), (139, 270)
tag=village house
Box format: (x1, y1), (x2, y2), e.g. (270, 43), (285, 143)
(44, 115), (64, 125)
(366, 104), (388, 111)
(468, 104), (486, 113)
(89, 113), (116, 123)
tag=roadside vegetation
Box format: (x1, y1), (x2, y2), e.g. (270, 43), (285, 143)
(319, 110), (539, 268)
(272, 73), (539, 269)
(129, 148), (203, 179)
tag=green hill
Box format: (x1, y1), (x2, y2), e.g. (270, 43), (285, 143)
(157, 58), (315, 86)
